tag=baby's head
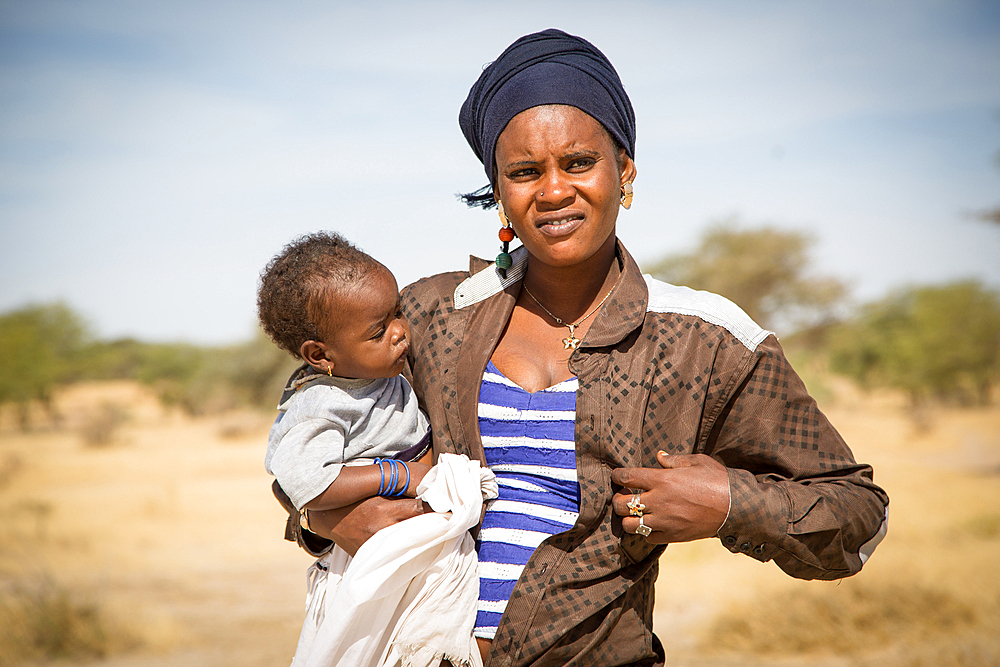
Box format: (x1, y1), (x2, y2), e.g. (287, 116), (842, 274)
(257, 232), (410, 380)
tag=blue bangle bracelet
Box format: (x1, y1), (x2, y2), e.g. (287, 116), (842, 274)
(395, 460), (410, 497)
(374, 458), (386, 496)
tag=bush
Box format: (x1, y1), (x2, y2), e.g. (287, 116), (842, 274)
(829, 281), (1000, 406)
(0, 301), (298, 419)
(0, 580), (144, 664)
(79, 402), (131, 447)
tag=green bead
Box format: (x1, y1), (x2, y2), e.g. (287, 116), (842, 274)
(495, 252), (513, 270)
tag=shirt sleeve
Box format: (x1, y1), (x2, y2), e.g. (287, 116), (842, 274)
(707, 334), (889, 580)
(267, 417), (349, 510)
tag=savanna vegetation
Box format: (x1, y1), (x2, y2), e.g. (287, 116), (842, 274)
(0, 304), (297, 432)
(3, 223), (997, 430)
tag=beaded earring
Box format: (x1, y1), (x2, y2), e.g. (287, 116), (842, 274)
(496, 201), (515, 277)
(620, 182), (634, 209)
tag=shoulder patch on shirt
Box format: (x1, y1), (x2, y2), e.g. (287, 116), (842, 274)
(643, 275), (774, 351)
(454, 247), (528, 309)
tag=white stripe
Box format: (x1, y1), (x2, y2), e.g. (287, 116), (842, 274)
(643, 275), (774, 351)
(482, 370), (522, 389)
(482, 435), (577, 450)
(488, 499), (579, 526)
(478, 403), (576, 422)
(477, 599), (508, 614)
(454, 246), (529, 309)
(489, 463), (578, 482)
(474, 627), (498, 640)
(859, 508), (888, 565)
(478, 527), (552, 549)
(482, 373), (578, 393)
(496, 477), (549, 493)
(477, 560), (527, 580)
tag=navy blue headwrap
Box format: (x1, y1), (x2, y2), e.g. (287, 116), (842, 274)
(459, 29), (636, 191)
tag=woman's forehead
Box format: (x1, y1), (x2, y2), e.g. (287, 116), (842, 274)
(496, 105), (614, 160)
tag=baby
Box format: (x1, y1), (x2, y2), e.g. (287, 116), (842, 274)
(258, 232), (492, 667)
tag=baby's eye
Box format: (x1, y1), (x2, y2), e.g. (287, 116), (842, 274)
(371, 328), (386, 341)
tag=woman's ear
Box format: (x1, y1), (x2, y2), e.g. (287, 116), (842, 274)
(620, 151), (637, 185)
(299, 340), (333, 373)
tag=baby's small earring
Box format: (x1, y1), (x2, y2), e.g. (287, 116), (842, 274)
(496, 201), (515, 278)
(327, 365), (333, 377)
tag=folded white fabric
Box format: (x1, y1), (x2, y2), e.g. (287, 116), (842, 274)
(292, 453), (498, 667)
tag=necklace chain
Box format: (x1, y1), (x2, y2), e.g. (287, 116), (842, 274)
(522, 273), (621, 350)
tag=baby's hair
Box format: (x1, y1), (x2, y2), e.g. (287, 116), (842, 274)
(257, 231), (382, 359)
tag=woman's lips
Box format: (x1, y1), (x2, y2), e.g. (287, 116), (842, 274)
(536, 213), (584, 237)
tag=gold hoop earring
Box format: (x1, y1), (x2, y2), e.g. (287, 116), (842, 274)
(620, 182), (633, 210)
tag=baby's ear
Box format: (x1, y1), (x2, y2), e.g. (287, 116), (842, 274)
(299, 340), (331, 372)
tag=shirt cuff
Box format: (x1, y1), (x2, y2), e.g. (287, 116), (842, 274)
(716, 467), (784, 563)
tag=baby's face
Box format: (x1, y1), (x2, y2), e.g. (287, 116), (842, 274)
(320, 266), (410, 380)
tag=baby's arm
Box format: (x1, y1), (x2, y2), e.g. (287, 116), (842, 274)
(304, 459), (433, 511)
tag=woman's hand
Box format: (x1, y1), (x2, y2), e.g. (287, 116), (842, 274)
(307, 496), (432, 557)
(610, 451), (731, 544)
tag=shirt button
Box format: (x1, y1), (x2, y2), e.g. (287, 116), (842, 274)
(723, 535), (737, 547)
(739, 542), (751, 553)
(753, 543), (766, 556)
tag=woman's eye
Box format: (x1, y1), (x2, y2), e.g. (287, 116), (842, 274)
(508, 168), (536, 179)
(568, 157), (595, 170)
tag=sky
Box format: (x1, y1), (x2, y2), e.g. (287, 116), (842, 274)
(1, 0), (999, 345)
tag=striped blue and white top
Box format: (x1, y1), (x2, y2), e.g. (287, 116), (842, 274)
(474, 360), (581, 640)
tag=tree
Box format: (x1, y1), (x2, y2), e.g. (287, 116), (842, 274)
(644, 220), (846, 333)
(829, 281), (1000, 406)
(0, 303), (88, 428)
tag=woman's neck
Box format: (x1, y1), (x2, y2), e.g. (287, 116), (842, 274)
(521, 237), (621, 323)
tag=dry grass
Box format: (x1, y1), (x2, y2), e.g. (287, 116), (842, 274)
(0, 378), (997, 666)
(0, 579), (145, 666)
(78, 401), (131, 448)
(704, 580), (980, 656)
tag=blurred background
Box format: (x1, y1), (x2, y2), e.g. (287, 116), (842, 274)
(1, 1), (998, 666)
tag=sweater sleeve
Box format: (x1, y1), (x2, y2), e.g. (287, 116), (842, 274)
(267, 416), (349, 511)
(706, 334), (889, 580)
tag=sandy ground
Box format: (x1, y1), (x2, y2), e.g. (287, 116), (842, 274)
(0, 379), (997, 666)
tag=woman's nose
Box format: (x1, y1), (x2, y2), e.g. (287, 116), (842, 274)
(536, 171), (573, 207)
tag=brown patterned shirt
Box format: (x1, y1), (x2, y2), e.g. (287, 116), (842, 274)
(401, 241), (889, 667)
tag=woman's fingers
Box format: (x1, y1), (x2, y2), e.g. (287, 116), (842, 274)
(610, 453), (731, 543)
(309, 496), (430, 556)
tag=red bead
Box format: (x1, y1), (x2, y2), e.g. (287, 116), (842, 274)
(499, 227), (515, 243)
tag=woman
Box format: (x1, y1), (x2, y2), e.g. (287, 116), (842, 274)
(303, 29), (889, 666)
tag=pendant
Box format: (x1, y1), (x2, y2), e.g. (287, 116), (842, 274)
(562, 324), (581, 350)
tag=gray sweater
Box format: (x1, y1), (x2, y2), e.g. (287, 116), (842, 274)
(265, 374), (430, 510)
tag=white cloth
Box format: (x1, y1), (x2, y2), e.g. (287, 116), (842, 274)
(291, 453), (498, 667)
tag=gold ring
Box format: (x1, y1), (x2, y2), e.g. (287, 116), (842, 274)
(636, 515), (652, 537)
(627, 491), (645, 517)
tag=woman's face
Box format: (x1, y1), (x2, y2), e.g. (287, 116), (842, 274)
(494, 104), (636, 271)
